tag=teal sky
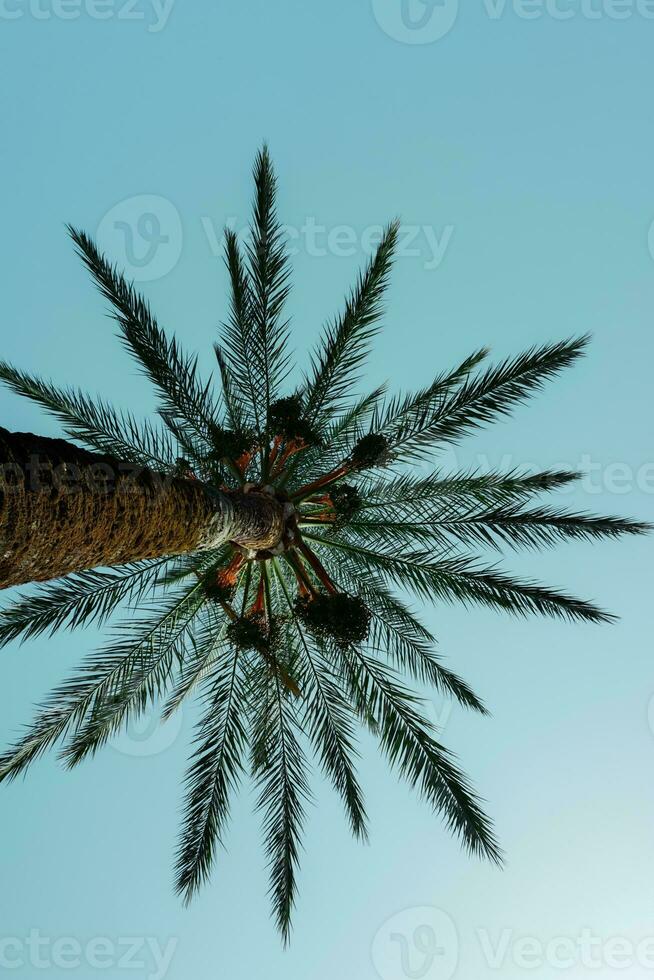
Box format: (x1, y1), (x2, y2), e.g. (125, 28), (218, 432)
(1, 2), (653, 977)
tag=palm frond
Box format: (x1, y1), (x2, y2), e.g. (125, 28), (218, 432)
(357, 468), (581, 515)
(360, 577), (487, 713)
(349, 504), (649, 554)
(274, 561), (368, 840)
(302, 222), (399, 428)
(244, 146), (293, 434)
(68, 226), (220, 442)
(214, 343), (250, 438)
(219, 230), (264, 437)
(338, 646), (501, 863)
(0, 585), (204, 783)
(60, 584), (206, 766)
(250, 665), (310, 943)
(219, 148), (294, 446)
(372, 348), (488, 460)
(175, 639), (248, 901)
(162, 607), (229, 719)
(0, 361), (175, 469)
(304, 533), (613, 624)
(434, 504), (650, 552)
(0, 558), (171, 649)
(380, 336), (590, 461)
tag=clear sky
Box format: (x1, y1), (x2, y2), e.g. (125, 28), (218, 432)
(1, 2), (653, 978)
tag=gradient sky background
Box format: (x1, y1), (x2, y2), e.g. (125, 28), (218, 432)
(1, 2), (653, 978)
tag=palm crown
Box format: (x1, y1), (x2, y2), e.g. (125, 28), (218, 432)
(0, 147), (647, 941)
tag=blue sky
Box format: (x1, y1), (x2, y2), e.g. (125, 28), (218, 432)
(0, 1), (653, 978)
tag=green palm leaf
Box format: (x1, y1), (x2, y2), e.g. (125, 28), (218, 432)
(245, 146), (293, 430)
(360, 578), (487, 713)
(435, 504), (650, 551)
(68, 226), (220, 443)
(305, 533), (612, 623)
(0, 361), (175, 469)
(338, 646), (501, 863)
(251, 667), (311, 944)
(219, 230), (264, 437)
(175, 639), (248, 901)
(380, 336), (589, 461)
(61, 584), (206, 766)
(303, 222), (399, 429)
(274, 561), (368, 840)
(0, 585), (204, 782)
(162, 610), (228, 721)
(0, 558), (171, 648)
(358, 468), (581, 514)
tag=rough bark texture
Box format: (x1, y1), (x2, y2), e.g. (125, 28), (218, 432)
(227, 491), (285, 552)
(0, 429), (283, 588)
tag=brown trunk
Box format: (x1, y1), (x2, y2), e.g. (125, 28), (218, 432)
(0, 428), (284, 589)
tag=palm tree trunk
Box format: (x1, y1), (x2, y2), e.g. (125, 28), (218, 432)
(0, 428), (284, 589)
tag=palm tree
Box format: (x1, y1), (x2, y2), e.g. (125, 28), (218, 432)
(0, 147), (647, 941)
